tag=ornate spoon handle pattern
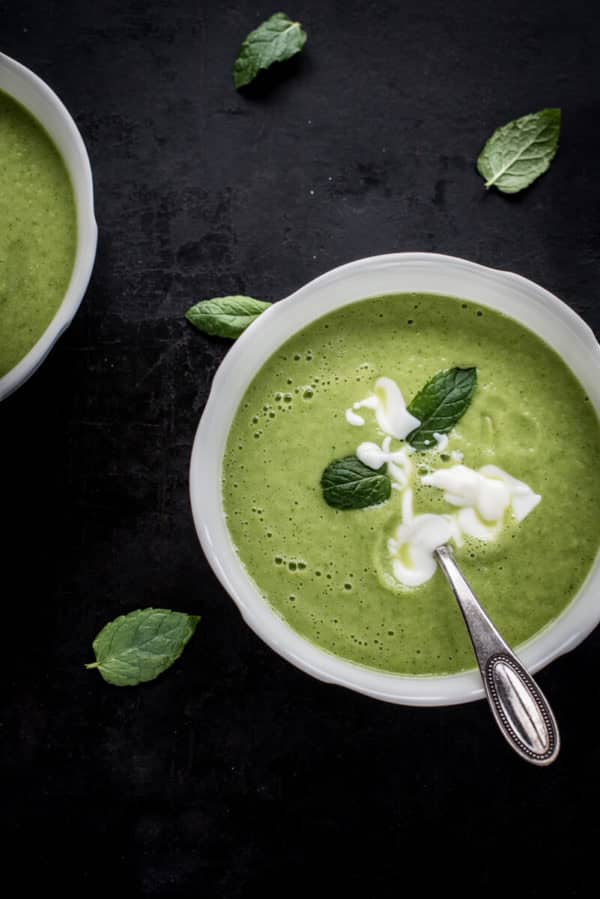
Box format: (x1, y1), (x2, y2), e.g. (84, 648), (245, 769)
(435, 545), (560, 766)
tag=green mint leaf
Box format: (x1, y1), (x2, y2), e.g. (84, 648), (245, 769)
(407, 367), (477, 451)
(86, 608), (200, 686)
(321, 456), (391, 510)
(476, 108), (561, 194)
(233, 12), (307, 89)
(186, 296), (271, 339)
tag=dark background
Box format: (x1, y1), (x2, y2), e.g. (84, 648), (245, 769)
(3, 0), (599, 894)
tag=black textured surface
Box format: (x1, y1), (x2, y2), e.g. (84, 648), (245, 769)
(3, 1), (600, 894)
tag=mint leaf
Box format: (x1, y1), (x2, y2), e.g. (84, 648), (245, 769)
(233, 12), (307, 89)
(321, 456), (391, 510)
(407, 367), (477, 451)
(186, 296), (271, 339)
(86, 608), (200, 686)
(476, 108), (561, 194)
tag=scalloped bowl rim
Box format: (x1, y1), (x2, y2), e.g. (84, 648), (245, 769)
(190, 252), (600, 706)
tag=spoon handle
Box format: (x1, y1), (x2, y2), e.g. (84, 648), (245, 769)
(434, 545), (560, 766)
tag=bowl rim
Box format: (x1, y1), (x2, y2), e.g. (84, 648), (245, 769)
(189, 252), (600, 706)
(0, 50), (98, 402)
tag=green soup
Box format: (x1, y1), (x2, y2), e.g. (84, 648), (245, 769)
(222, 294), (600, 676)
(0, 89), (77, 376)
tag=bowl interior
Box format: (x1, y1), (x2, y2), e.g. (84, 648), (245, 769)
(0, 52), (97, 401)
(190, 254), (600, 706)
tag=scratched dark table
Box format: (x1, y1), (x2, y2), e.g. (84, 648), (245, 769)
(3, 0), (599, 894)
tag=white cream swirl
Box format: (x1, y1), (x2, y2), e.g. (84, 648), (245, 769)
(356, 436), (414, 490)
(421, 464), (541, 530)
(343, 376), (542, 589)
(387, 464), (541, 586)
(387, 490), (460, 587)
(345, 377), (420, 439)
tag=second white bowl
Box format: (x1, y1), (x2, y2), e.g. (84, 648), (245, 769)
(0, 51), (97, 402)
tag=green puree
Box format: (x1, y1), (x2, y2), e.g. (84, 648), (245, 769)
(223, 294), (600, 675)
(0, 90), (76, 376)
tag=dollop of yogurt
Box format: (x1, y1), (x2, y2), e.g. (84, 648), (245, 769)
(387, 490), (460, 586)
(342, 375), (542, 589)
(345, 377), (420, 439)
(421, 464), (511, 522)
(386, 464), (541, 587)
(421, 464), (541, 527)
(356, 436), (414, 490)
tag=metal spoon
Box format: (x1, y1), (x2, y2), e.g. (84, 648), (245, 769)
(434, 544), (560, 766)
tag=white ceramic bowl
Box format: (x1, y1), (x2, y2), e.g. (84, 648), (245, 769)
(190, 253), (600, 706)
(0, 52), (97, 402)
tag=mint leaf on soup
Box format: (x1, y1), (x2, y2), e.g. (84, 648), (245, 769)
(186, 296), (271, 339)
(476, 108), (561, 194)
(86, 608), (200, 686)
(407, 367), (477, 451)
(233, 12), (307, 89)
(321, 456), (391, 510)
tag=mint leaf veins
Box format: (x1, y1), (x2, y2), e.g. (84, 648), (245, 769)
(233, 12), (307, 89)
(407, 367), (477, 451)
(86, 608), (200, 686)
(186, 296), (271, 339)
(476, 108), (561, 194)
(321, 456), (392, 510)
